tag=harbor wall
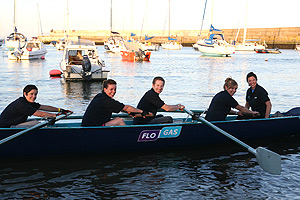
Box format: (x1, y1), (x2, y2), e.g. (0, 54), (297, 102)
(40, 27), (300, 49)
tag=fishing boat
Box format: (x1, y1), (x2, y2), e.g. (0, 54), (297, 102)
(121, 41), (151, 61)
(296, 44), (300, 51)
(7, 37), (47, 60)
(0, 111), (297, 163)
(60, 39), (109, 81)
(255, 48), (281, 54)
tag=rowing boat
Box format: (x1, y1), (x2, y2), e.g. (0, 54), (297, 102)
(0, 112), (299, 159)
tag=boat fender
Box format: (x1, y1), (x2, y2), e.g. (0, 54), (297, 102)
(49, 69), (62, 77)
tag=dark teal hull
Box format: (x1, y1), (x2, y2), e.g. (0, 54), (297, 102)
(1, 116), (300, 158)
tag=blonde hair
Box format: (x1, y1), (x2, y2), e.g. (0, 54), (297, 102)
(223, 77), (238, 90)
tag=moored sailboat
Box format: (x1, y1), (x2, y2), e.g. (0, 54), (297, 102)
(196, 25), (235, 57)
(7, 37), (47, 60)
(161, 0), (182, 50)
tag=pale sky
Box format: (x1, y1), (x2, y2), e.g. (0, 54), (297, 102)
(1, 0), (299, 38)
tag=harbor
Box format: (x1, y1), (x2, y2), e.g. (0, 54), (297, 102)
(1, 0), (300, 198)
(40, 27), (300, 49)
(1, 45), (300, 198)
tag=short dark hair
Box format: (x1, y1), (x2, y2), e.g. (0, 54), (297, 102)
(102, 79), (117, 92)
(152, 76), (165, 85)
(246, 72), (257, 82)
(23, 85), (38, 95)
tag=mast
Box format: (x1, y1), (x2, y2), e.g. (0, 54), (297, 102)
(243, 0), (248, 45)
(37, 3), (43, 36)
(199, 0), (208, 38)
(168, 0), (170, 37)
(66, 0), (69, 40)
(110, 0), (113, 33)
(13, 0), (16, 33)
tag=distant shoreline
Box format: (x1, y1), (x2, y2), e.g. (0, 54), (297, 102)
(40, 27), (300, 49)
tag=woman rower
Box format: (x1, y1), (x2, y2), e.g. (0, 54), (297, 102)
(0, 85), (72, 128)
(205, 77), (258, 121)
(239, 72), (272, 119)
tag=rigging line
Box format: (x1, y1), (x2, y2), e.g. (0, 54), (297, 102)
(199, 0), (208, 37)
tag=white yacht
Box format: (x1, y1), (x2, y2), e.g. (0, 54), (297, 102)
(104, 35), (126, 53)
(7, 37), (47, 60)
(196, 33), (235, 57)
(60, 39), (109, 81)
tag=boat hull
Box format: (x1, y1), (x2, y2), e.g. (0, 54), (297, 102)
(197, 44), (235, 57)
(161, 42), (182, 50)
(7, 48), (47, 60)
(1, 116), (300, 159)
(255, 49), (281, 54)
(120, 51), (151, 61)
(235, 44), (265, 51)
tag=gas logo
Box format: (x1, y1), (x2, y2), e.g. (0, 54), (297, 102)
(137, 126), (182, 142)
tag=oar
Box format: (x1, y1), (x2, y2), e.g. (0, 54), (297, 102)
(184, 108), (281, 175)
(0, 112), (72, 145)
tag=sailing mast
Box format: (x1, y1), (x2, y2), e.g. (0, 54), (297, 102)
(37, 3), (43, 36)
(168, 0), (170, 38)
(198, 0), (208, 38)
(110, 0), (113, 34)
(243, 0), (248, 45)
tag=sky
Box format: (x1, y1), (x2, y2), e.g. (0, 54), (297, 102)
(0, 0), (299, 38)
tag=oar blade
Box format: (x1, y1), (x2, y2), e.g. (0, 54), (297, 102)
(255, 147), (281, 175)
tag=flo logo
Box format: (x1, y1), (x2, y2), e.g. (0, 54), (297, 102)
(137, 126), (182, 142)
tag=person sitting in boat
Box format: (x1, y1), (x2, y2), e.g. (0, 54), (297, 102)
(0, 85), (72, 128)
(205, 77), (258, 121)
(69, 51), (83, 65)
(133, 76), (185, 125)
(237, 72), (272, 119)
(81, 79), (149, 127)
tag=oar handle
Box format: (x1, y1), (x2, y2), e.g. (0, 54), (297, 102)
(0, 113), (72, 145)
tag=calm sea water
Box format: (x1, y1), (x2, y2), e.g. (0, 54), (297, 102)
(1, 46), (300, 199)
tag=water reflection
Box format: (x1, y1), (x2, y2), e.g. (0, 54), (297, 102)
(61, 81), (103, 101)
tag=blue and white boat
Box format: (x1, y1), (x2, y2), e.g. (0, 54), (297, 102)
(195, 25), (235, 57)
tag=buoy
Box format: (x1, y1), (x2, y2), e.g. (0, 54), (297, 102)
(265, 58), (268, 61)
(49, 69), (62, 77)
(41, 56), (45, 60)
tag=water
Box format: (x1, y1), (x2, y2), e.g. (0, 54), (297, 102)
(1, 46), (300, 199)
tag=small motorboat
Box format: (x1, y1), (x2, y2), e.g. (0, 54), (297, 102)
(60, 39), (109, 81)
(121, 41), (151, 61)
(255, 48), (281, 54)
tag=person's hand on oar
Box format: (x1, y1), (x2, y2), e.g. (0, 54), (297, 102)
(240, 112), (260, 117)
(128, 111), (154, 118)
(57, 108), (73, 116)
(0, 112), (73, 145)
